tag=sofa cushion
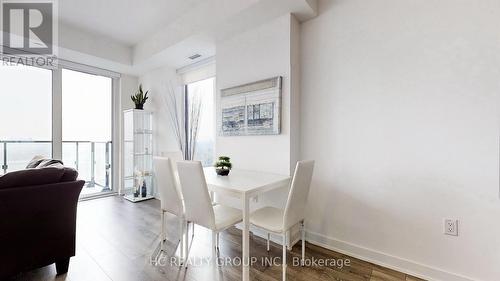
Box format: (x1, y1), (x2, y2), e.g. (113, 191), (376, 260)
(60, 167), (79, 182)
(0, 167), (66, 189)
(37, 161), (78, 182)
(36, 158), (64, 168)
(24, 157), (78, 182)
(25, 155), (46, 169)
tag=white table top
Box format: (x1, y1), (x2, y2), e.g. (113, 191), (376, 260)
(202, 167), (290, 281)
(203, 167), (290, 198)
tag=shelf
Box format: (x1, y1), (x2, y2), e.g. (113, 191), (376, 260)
(124, 175), (153, 180)
(124, 194), (155, 203)
(123, 109), (154, 197)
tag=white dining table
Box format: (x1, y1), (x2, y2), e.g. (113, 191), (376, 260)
(203, 167), (290, 281)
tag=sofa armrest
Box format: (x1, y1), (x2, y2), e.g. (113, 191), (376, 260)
(0, 180), (84, 279)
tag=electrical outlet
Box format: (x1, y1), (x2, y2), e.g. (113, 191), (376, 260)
(444, 219), (458, 236)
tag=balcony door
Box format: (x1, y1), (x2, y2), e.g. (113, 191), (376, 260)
(62, 69), (113, 197)
(0, 61), (118, 199)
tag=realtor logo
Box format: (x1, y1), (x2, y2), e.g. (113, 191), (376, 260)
(1, 0), (56, 55)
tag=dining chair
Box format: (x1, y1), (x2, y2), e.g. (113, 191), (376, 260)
(153, 156), (186, 263)
(161, 151), (197, 238)
(161, 151), (183, 172)
(176, 161), (243, 264)
(249, 160), (315, 281)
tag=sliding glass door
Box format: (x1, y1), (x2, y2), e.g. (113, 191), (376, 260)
(0, 61), (117, 199)
(0, 64), (52, 174)
(62, 69), (113, 196)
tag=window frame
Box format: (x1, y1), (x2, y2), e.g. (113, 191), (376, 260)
(0, 55), (121, 198)
(184, 76), (216, 166)
(57, 61), (120, 198)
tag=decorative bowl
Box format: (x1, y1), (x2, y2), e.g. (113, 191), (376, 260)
(215, 168), (230, 176)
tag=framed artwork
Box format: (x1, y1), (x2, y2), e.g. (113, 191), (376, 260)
(219, 76), (282, 136)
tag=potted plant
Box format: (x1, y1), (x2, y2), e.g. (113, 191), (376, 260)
(131, 84), (149, 110)
(214, 156), (232, 176)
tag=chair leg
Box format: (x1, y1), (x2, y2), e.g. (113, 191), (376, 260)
(160, 211), (165, 251)
(267, 233), (270, 251)
(301, 221), (306, 266)
(192, 221), (195, 237)
(179, 217), (184, 263)
(282, 232), (287, 281)
(184, 221), (190, 268)
(216, 232), (220, 249)
(212, 231), (218, 263)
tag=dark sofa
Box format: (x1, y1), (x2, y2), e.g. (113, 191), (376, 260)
(0, 159), (84, 280)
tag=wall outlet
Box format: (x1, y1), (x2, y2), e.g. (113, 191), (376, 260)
(444, 219), (458, 236)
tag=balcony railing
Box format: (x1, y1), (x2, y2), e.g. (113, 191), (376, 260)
(0, 140), (112, 191)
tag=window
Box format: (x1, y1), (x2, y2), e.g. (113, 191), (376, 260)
(0, 61), (117, 199)
(186, 77), (215, 166)
(0, 64), (52, 174)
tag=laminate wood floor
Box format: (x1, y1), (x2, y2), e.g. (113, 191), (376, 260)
(10, 196), (426, 281)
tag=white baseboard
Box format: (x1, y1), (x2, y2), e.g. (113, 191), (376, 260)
(234, 224), (302, 251)
(306, 230), (477, 281)
(158, 196), (474, 281)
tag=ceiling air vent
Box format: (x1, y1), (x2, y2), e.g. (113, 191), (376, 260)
(188, 54), (201, 60)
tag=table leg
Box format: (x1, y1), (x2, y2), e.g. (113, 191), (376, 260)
(242, 194), (250, 281)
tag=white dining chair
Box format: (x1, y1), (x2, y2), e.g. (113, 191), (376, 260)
(153, 156), (186, 263)
(161, 151), (197, 238)
(161, 151), (183, 172)
(249, 160), (315, 281)
(176, 161), (243, 264)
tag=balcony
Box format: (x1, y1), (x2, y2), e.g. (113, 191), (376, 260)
(0, 141), (112, 197)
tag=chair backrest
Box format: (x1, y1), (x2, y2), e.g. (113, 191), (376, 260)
(162, 151), (183, 162)
(153, 157), (183, 216)
(283, 160), (315, 230)
(176, 161), (216, 229)
(162, 151), (183, 192)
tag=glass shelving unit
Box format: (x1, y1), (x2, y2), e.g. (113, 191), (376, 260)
(122, 109), (154, 202)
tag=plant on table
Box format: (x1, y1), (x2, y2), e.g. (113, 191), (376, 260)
(214, 156), (232, 176)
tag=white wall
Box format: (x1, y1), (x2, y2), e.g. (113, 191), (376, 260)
(214, 14), (302, 244)
(301, 1), (500, 280)
(138, 66), (183, 156)
(216, 14), (299, 176)
(290, 15), (301, 174)
(120, 75), (139, 111)
(136, 15), (299, 208)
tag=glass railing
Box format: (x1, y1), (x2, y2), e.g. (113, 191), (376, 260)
(0, 141), (52, 173)
(0, 141), (112, 194)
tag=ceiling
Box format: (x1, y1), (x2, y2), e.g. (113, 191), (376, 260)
(55, 0), (318, 74)
(59, 0), (204, 46)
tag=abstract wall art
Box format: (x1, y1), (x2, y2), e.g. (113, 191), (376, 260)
(219, 76), (282, 136)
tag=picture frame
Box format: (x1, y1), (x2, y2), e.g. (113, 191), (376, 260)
(219, 76), (282, 136)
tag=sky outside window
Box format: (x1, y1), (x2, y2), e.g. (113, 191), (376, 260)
(62, 69), (112, 142)
(0, 64), (52, 141)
